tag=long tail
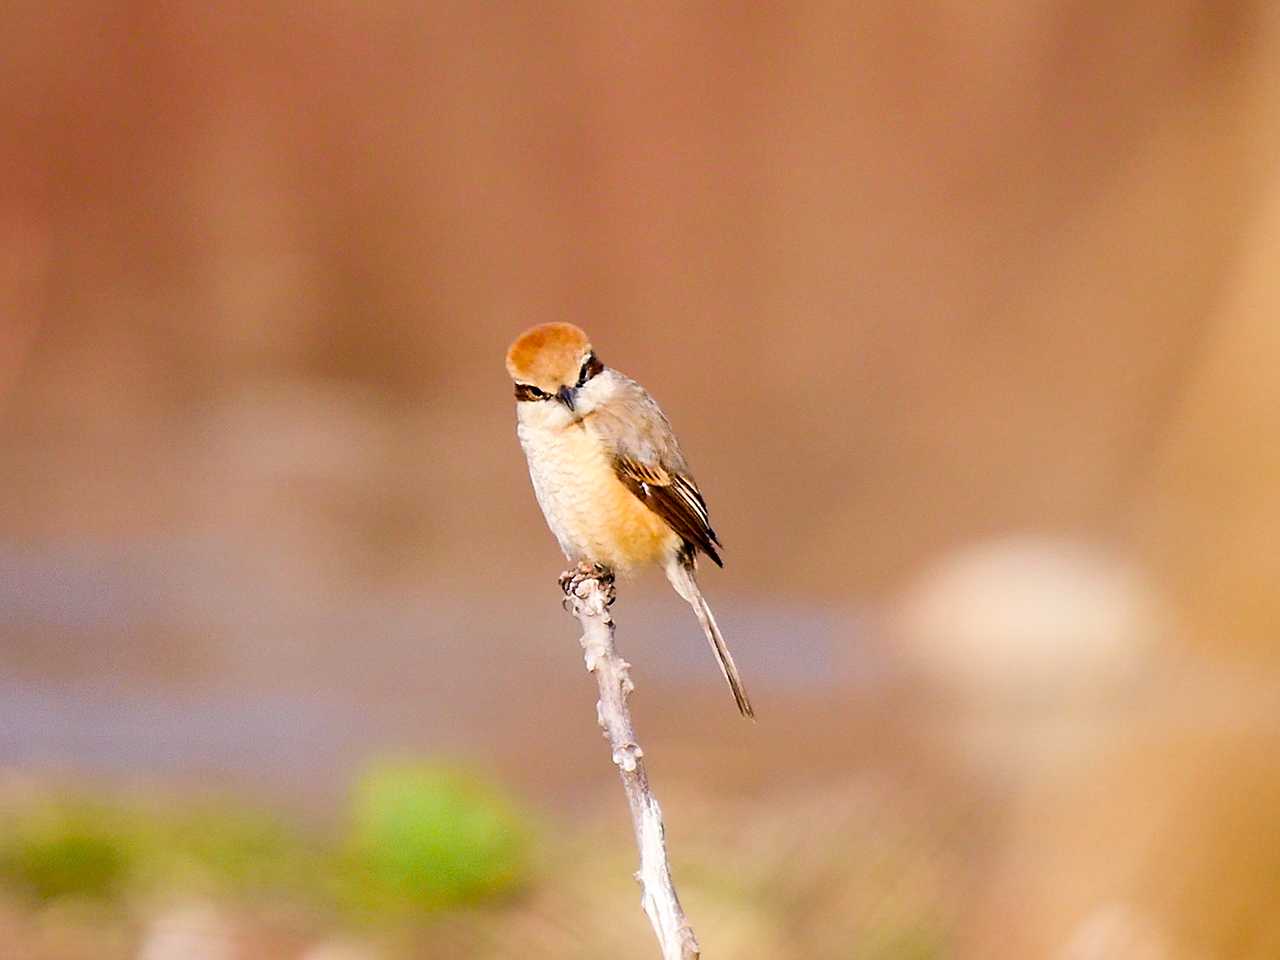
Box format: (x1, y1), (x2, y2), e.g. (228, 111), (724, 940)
(666, 558), (755, 719)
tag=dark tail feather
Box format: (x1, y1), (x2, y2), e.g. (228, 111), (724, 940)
(666, 560), (754, 719)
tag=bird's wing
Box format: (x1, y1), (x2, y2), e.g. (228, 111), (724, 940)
(613, 455), (722, 566)
(591, 376), (723, 566)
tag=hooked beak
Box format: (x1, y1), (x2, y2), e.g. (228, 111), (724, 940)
(555, 385), (576, 411)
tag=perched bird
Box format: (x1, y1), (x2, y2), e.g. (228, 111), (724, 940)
(506, 322), (754, 718)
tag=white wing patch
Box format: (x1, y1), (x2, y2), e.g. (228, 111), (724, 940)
(672, 474), (710, 526)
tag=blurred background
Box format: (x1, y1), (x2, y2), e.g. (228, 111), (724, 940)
(3, 2), (1280, 958)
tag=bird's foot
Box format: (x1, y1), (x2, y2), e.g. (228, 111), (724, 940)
(560, 561), (615, 605)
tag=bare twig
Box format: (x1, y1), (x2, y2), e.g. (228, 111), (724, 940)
(561, 564), (701, 960)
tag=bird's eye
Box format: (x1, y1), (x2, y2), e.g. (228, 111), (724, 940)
(514, 382), (550, 402)
(576, 352), (604, 388)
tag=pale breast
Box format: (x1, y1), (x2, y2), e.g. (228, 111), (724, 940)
(516, 414), (678, 575)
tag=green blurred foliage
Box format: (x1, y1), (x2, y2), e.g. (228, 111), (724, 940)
(340, 761), (535, 913)
(0, 804), (135, 901)
(0, 796), (320, 905)
(140, 803), (324, 899)
(0, 773), (962, 958)
(0, 761), (536, 917)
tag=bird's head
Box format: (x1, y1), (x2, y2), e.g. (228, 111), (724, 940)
(505, 323), (605, 413)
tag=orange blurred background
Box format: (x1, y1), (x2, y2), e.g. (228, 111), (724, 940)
(3, 2), (1279, 958)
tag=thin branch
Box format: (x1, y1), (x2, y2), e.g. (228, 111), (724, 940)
(561, 565), (701, 960)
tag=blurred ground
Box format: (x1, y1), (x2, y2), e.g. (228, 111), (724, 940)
(3, 2), (1280, 958)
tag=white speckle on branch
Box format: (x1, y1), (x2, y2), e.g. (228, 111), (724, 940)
(562, 565), (701, 960)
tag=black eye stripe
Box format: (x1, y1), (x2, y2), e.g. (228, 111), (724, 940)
(514, 383), (551, 402)
(515, 354), (602, 402)
(576, 353), (604, 388)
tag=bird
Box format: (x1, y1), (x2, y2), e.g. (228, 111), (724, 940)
(505, 322), (754, 718)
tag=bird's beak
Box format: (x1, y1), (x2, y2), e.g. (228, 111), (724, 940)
(556, 385), (576, 411)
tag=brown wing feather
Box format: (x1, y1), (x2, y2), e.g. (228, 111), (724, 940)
(613, 456), (723, 567)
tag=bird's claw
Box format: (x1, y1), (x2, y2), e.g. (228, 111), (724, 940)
(559, 562), (615, 605)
